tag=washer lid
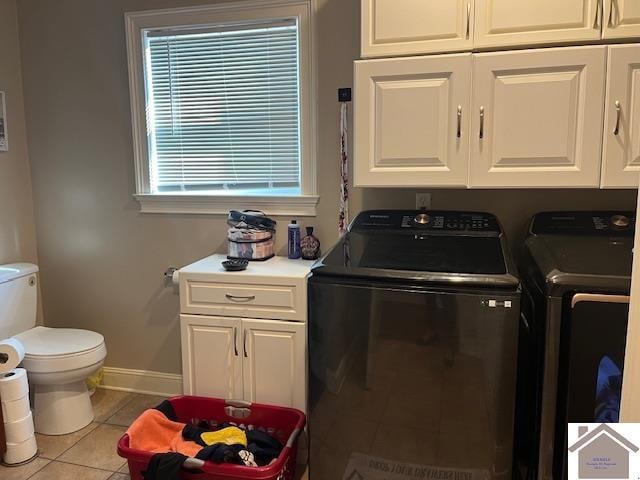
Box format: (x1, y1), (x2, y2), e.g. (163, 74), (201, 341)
(15, 326), (104, 357)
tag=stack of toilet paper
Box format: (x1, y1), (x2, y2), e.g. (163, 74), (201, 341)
(0, 338), (37, 465)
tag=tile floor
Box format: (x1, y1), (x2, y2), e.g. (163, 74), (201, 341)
(0, 389), (168, 480)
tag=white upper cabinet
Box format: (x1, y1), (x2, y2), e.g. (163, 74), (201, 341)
(601, 44), (640, 188)
(603, 1), (640, 39)
(474, 0), (601, 49)
(469, 46), (606, 188)
(361, 0), (474, 57)
(354, 54), (472, 187)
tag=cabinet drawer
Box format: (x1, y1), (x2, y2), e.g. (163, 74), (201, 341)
(182, 281), (305, 321)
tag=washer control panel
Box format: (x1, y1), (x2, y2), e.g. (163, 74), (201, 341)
(352, 210), (501, 234)
(531, 211), (636, 236)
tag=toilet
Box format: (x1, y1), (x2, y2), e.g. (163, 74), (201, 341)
(0, 263), (107, 435)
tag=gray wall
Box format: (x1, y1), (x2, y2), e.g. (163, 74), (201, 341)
(0, 0), (38, 266)
(17, 0), (637, 375)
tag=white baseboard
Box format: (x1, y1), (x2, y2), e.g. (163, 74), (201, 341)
(100, 367), (183, 396)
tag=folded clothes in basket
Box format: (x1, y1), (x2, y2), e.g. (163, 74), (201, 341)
(126, 401), (283, 468)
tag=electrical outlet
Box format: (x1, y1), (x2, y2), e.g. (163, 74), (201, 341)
(416, 193), (432, 210)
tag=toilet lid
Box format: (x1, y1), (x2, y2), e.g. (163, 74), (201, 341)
(15, 326), (104, 357)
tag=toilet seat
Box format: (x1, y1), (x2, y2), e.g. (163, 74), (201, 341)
(15, 326), (106, 374)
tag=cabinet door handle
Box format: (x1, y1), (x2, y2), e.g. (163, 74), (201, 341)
(479, 106), (485, 139)
(225, 294), (256, 302)
(613, 100), (621, 135)
(457, 105), (462, 138)
(233, 326), (239, 356)
(243, 329), (248, 358)
(594, 0), (602, 28)
(608, 0), (616, 27)
(466, 3), (471, 39)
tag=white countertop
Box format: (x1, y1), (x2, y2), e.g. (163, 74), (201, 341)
(180, 254), (314, 279)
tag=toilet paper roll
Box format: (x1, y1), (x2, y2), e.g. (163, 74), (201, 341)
(0, 338), (25, 374)
(2, 396), (31, 422)
(0, 368), (29, 402)
(4, 412), (35, 444)
(3, 435), (38, 465)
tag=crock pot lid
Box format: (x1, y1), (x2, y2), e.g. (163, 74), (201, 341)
(15, 327), (104, 356)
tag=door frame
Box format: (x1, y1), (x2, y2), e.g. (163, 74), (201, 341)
(621, 186), (640, 420)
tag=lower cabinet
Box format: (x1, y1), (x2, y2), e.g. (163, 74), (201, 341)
(181, 314), (306, 412)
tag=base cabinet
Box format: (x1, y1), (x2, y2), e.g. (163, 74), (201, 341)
(181, 315), (306, 411)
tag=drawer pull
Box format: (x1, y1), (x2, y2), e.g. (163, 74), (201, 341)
(243, 329), (248, 358)
(465, 3), (471, 39)
(225, 294), (256, 302)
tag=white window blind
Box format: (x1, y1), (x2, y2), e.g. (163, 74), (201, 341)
(144, 19), (301, 195)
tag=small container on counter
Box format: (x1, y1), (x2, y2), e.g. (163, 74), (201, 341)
(301, 226), (320, 260)
(288, 220), (301, 259)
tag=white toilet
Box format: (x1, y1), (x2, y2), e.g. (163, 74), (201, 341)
(0, 263), (107, 435)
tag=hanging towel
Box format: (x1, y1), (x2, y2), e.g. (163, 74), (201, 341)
(339, 102), (349, 235)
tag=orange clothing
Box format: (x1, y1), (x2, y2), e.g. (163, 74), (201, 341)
(126, 409), (201, 457)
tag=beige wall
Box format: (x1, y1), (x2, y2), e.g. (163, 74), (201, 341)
(0, 0), (38, 266)
(16, 0), (637, 375)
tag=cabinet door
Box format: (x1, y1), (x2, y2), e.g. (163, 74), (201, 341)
(361, 0), (474, 57)
(242, 319), (305, 411)
(601, 45), (640, 188)
(474, 0), (601, 49)
(180, 315), (243, 399)
(603, 0), (640, 39)
(469, 47), (606, 188)
(354, 54), (471, 187)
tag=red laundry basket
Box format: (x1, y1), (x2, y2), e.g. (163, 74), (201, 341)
(117, 396), (306, 480)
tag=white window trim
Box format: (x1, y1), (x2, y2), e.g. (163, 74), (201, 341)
(125, 0), (318, 216)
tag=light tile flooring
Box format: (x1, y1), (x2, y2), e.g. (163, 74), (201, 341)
(0, 389), (168, 480)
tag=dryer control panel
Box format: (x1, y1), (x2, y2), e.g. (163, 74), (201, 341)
(531, 211), (636, 236)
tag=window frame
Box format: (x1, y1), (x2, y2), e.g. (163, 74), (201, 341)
(125, 0), (317, 216)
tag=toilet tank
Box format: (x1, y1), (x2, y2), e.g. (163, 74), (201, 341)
(0, 264), (39, 339)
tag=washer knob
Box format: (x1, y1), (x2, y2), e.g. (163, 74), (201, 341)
(611, 214), (631, 229)
(415, 213), (430, 225)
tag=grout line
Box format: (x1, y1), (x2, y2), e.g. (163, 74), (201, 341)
(20, 457), (51, 480)
(52, 458), (125, 474)
(43, 422), (102, 461)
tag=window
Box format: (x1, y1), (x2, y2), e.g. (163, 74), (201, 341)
(125, 1), (317, 215)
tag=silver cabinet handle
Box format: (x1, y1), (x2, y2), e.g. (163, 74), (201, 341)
(466, 3), (471, 39)
(479, 106), (485, 139)
(595, 0), (602, 28)
(225, 294), (256, 302)
(243, 329), (248, 358)
(233, 326), (239, 356)
(457, 105), (462, 138)
(614, 100), (621, 135)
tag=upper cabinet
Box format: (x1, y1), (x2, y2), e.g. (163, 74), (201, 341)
(361, 0), (640, 58)
(603, 1), (640, 39)
(361, 0), (474, 57)
(601, 44), (640, 187)
(470, 46), (606, 188)
(354, 54), (472, 187)
(474, 0), (601, 49)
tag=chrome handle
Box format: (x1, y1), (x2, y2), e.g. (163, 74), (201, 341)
(466, 3), (471, 39)
(233, 326), (239, 356)
(457, 105), (462, 138)
(243, 329), (248, 358)
(225, 294), (256, 302)
(595, 0), (602, 28)
(613, 100), (621, 135)
(479, 106), (485, 139)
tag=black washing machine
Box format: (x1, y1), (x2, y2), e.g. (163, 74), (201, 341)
(308, 210), (521, 480)
(516, 211), (635, 480)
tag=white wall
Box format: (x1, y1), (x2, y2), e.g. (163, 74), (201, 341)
(0, 0), (38, 266)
